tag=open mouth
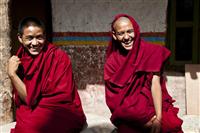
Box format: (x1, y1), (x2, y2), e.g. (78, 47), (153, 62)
(29, 47), (43, 53)
(30, 48), (40, 51)
(123, 41), (133, 46)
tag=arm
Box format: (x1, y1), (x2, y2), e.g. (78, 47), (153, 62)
(151, 73), (162, 121)
(7, 56), (27, 102)
(150, 72), (162, 133)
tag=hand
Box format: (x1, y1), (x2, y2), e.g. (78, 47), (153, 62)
(150, 118), (161, 133)
(144, 115), (156, 128)
(7, 56), (21, 77)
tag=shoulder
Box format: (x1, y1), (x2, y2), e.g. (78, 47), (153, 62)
(140, 40), (171, 59)
(141, 40), (170, 54)
(105, 52), (115, 65)
(105, 52), (119, 71)
(48, 43), (71, 64)
(136, 41), (171, 72)
(104, 53), (118, 79)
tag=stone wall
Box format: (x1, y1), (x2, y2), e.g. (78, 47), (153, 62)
(60, 45), (106, 89)
(51, 0), (168, 89)
(51, 0), (168, 32)
(0, 0), (13, 125)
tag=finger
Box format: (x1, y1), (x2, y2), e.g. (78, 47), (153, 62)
(16, 60), (21, 65)
(11, 55), (18, 59)
(11, 57), (20, 63)
(144, 115), (157, 128)
(150, 115), (157, 121)
(11, 56), (20, 61)
(155, 128), (161, 133)
(150, 128), (154, 133)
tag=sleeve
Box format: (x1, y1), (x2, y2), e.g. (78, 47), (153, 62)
(42, 50), (77, 104)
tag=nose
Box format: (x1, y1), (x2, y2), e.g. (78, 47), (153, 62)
(124, 32), (129, 40)
(31, 38), (38, 46)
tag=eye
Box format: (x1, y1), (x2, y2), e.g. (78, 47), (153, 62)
(36, 35), (45, 40)
(116, 31), (124, 36)
(127, 29), (134, 34)
(25, 36), (33, 41)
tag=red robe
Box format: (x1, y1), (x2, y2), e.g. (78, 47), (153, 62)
(104, 14), (183, 133)
(11, 43), (86, 133)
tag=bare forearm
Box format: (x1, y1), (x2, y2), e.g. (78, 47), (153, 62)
(9, 74), (27, 102)
(7, 55), (27, 103)
(151, 75), (162, 120)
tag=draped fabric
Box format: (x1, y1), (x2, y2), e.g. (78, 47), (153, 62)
(11, 43), (86, 133)
(104, 14), (183, 133)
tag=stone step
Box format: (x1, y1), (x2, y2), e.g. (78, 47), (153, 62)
(0, 114), (199, 133)
(0, 122), (15, 133)
(181, 115), (200, 133)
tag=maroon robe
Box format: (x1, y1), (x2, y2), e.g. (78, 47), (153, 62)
(104, 14), (183, 133)
(11, 43), (86, 133)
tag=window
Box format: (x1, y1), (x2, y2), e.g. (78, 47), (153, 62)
(167, 0), (200, 67)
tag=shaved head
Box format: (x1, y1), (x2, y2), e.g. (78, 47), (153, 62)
(112, 16), (135, 51)
(112, 17), (132, 31)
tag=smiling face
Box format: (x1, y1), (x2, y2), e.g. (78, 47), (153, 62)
(18, 25), (46, 55)
(112, 17), (135, 51)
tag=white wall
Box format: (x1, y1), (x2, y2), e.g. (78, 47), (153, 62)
(51, 0), (168, 32)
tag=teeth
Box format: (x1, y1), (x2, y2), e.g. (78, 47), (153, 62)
(124, 43), (131, 45)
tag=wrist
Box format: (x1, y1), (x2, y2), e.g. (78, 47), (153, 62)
(156, 113), (162, 119)
(155, 114), (162, 123)
(8, 72), (17, 78)
(153, 118), (162, 125)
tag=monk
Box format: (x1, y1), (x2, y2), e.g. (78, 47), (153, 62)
(7, 17), (86, 133)
(104, 14), (183, 133)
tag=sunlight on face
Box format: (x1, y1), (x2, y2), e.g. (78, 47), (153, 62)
(19, 26), (46, 55)
(113, 17), (135, 51)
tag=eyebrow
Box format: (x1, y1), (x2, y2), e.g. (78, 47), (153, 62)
(115, 29), (134, 34)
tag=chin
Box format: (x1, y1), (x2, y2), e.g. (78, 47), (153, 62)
(124, 47), (132, 50)
(29, 51), (41, 55)
(122, 42), (133, 50)
(122, 44), (133, 50)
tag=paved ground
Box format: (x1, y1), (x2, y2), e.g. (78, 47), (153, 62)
(1, 114), (200, 133)
(1, 84), (199, 133)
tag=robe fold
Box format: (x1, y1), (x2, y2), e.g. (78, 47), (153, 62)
(11, 43), (86, 133)
(104, 14), (183, 133)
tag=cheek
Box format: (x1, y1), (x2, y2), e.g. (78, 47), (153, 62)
(22, 41), (31, 46)
(116, 36), (123, 41)
(22, 44), (31, 50)
(130, 33), (135, 38)
(38, 40), (45, 44)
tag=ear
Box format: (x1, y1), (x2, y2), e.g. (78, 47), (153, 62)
(17, 34), (23, 43)
(112, 31), (117, 40)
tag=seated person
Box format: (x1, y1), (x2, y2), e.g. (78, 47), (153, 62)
(7, 17), (86, 133)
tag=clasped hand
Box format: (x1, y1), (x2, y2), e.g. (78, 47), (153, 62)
(144, 115), (161, 133)
(7, 56), (21, 77)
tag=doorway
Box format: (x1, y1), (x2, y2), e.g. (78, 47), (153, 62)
(167, 0), (200, 67)
(9, 0), (52, 55)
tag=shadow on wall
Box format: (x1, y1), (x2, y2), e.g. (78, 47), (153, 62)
(8, 0), (52, 55)
(61, 45), (107, 90)
(61, 45), (189, 90)
(185, 64), (200, 80)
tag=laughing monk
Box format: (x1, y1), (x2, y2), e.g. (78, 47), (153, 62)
(104, 14), (183, 133)
(7, 17), (86, 133)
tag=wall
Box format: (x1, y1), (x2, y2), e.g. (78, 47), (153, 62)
(9, 0), (52, 55)
(51, 0), (168, 89)
(0, 0), (13, 124)
(51, 0), (167, 32)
